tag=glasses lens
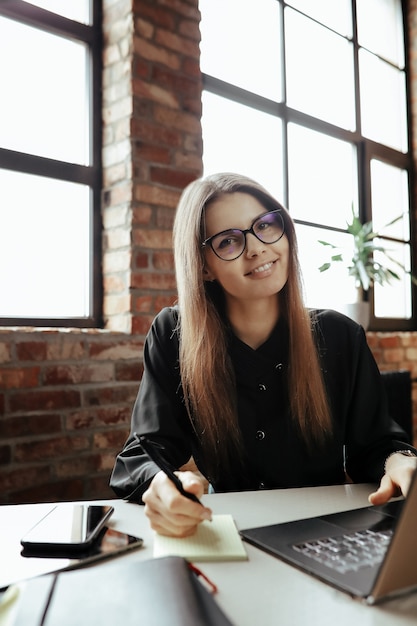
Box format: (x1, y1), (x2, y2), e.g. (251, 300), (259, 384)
(253, 211), (285, 243)
(211, 229), (245, 260)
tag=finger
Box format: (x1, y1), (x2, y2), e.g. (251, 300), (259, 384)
(368, 474), (397, 505)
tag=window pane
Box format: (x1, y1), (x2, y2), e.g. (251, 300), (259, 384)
(0, 170), (91, 319)
(23, 0), (91, 24)
(370, 160), (410, 238)
(202, 91), (284, 199)
(374, 242), (412, 319)
(356, 0), (404, 67)
(0, 17), (89, 164)
(297, 225), (357, 309)
(285, 9), (355, 129)
(288, 124), (357, 229)
(286, 0), (352, 36)
(359, 50), (408, 152)
(199, 0), (282, 102)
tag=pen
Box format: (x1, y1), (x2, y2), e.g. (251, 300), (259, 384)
(136, 434), (203, 506)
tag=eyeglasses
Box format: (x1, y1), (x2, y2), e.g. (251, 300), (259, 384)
(201, 209), (285, 261)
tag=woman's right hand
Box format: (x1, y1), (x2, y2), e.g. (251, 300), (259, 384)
(142, 470), (212, 537)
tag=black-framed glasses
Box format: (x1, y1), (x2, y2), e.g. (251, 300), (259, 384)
(201, 209), (285, 261)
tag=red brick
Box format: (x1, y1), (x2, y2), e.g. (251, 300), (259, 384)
(134, 3), (176, 30)
(131, 118), (182, 148)
(0, 366), (40, 389)
(153, 250), (174, 270)
(131, 314), (155, 335)
(155, 28), (199, 57)
(150, 166), (197, 189)
(133, 228), (172, 249)
(83, 384), (139, 407)
(0, 414), (62, 438)
(43, 364), (114, 385)
(86, 476), (116, 500)
(55, 455), (103, 478)
(96, 406), (132, 425)
(134, 141), (171, 164)
(379, 336), (401, 349)
(66, 410), (96, 430)
(151, 65), (199, 99)
(131, 272), (177, 290)
(88, 340), (141, 360)
(134, 252), (150, 270)
(115, 361), (144, 382)
(93, 430), (129, 449)
(10, 389), (81, 413)
(10, 479), (85, 505)
(15, 436), (90, 462)
(0, 466), (52, 495)
(0, 445), (11, 465)
(154, 294), (178, 310)
(134, 183), (180, 208)
(133, 294), (153, 312)
(16, 341), (47, 361)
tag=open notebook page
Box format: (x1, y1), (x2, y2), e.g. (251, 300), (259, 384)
(153, 514), (248, 562)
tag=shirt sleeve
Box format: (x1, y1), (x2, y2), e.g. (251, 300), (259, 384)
(109, 307), (194, 503)
(322, 313), (416, 483)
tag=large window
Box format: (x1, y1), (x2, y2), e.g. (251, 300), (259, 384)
(199, 0), (414, 330)
(0, 0), (102, 327)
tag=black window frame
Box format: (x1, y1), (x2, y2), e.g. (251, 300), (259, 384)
(200, 0), (415, 331)
(0, 0), (103, 328)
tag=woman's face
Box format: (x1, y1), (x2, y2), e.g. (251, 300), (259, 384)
(203, 192), (289, 305)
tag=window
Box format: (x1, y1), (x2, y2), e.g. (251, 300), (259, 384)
(0, 0), (102, 327)
(199, 0), (414, 330)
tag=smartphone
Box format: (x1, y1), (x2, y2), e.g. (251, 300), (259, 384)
(20, 504), (114, 554)
(20, 526), (143, 566)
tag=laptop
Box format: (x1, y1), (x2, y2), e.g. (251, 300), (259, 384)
(240, 472), (417, 604)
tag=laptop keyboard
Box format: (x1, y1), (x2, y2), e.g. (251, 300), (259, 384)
(292, 528), (393, 574)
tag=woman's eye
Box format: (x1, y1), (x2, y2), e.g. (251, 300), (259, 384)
(218, 236), (238, 249)
(257, 219), (271, 231)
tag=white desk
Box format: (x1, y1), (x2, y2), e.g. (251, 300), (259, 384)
(2, 484), (417, 625)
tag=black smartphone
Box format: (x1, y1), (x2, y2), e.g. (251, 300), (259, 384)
(20, 504), (114, 554)
(20, 526), (143, 566)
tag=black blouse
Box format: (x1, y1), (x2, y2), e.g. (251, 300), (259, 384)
(110, 306), (414, 502)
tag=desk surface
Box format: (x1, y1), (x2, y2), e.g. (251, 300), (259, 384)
(3, 484), (417, 625)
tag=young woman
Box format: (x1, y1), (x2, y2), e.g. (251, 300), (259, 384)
(110, 172), (416, 537)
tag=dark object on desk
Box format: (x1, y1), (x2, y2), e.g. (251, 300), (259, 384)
(13, 555), (233, 626)
(381, 370), (413, 441)
(20, 504), (114, 554)
(241, 468), (417, 604)
(21, 526), (143, 562)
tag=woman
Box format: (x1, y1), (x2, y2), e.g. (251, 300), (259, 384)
(110, 172), (416, 537)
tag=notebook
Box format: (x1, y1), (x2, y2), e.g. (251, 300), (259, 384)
(240, 472), (417, 604)
(154, 514), (248, 562)
(12, 556), (234, 626)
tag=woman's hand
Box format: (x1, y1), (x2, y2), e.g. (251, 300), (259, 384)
(142, 470), (212, 537)
(368, 453), (417, 505)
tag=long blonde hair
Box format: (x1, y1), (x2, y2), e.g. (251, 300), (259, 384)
(173, 173), (332, 481)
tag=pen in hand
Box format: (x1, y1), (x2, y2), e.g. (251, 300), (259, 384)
(137, 434), (204, 507)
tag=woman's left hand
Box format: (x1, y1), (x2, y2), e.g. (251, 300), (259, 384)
(368, 452), (417, 505)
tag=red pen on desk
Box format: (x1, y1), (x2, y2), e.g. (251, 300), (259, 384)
(137, 434), (203, 506)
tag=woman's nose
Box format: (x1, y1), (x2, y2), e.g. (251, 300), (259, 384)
(244, 232), (266, 257)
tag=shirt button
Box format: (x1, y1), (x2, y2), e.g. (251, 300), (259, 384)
(256, 430), (265, 440)
(258, 383), (267, 391)
(259, 481), (266, 489)
(275, 363), (283, 371)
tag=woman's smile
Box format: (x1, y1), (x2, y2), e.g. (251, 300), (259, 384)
(245, 259), (276, 277)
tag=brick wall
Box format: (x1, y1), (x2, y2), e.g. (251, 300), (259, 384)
(0, 0), (417, 504)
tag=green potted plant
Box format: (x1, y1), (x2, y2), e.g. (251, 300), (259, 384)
(318, 210), (416, 326)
